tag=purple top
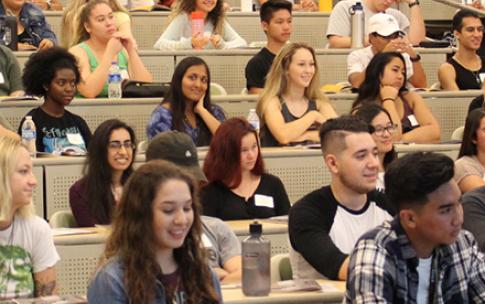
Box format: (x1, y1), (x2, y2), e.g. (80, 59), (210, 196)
(69, 178), (113, 227)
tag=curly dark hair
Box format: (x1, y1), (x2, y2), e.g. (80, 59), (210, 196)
(22, 47), (81, 97)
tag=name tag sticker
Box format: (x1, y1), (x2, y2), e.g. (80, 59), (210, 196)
(201, 233), (212, 248)
(0, 72), (4, 84)
(254, 194), (274, 208)
(408, 114), (419, 127)
(66, 133), (84, 145)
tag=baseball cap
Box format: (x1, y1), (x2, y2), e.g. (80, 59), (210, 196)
(146, 131), (207, 182)
(368, 13), (404, 37)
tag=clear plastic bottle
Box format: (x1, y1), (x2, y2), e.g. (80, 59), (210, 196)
(242, 221), (271, 297)
(108, 61), (122, 99)
(21, 116), (36, 157)
(247, 108), (260, 133)
(350, 2), (364, 49)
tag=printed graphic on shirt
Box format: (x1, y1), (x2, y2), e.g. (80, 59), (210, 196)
(41, 126), (87, 154)
(0, 245), (34, 299)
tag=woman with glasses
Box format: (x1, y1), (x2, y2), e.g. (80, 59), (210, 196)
(69, 119), (136, 227)
(353, 104), (397, 190)
(352, 52), (440, 143)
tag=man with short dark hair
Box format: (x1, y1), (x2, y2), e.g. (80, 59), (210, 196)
(245, 0), (292, 94)
(289, 116), (394, 281)
(345, 152), (485, 303)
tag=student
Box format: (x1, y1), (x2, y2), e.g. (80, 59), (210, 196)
(455, 108), (485, 193)
(289, 116), (394, 280)
(87, 160), (222, 303)
(70, 119), (136, 227)
(352, 52), (440, 143)
(61, 0), (136, 49)
(326, 0), (425, 48)
(245, 0), (292, 94)
(0, 45), (24, 97)
(69, 0), (152, 98)
(353, 104), (397, 190)
(18, 47), (92, 154)
(201, 118), (291, 220)
(0, 0), (57, 50)
(461, 185), (485, 252)
(0, 137), (59, 299)
(147, 57), (226, 146)
(438, 10), (485, 90)
(347, 13), (426, 89)
(153, 0), (246, 50)
(146, 130), (242, 284)
(257, 43), (337, 146)
(345, 152), (485, 302)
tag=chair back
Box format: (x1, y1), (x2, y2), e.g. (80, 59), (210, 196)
(49, 210), (78, 228)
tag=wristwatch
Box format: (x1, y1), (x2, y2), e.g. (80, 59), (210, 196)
(410, 54), (421, 62)
(409, 0), (419, 8)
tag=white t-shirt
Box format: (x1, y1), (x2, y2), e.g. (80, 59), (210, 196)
(416, 256), (432, 304)
(0, 215), (60, 299)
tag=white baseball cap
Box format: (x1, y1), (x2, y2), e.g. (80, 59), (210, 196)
(368, 13), (404, 37)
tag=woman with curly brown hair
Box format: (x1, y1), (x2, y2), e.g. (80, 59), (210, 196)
(87, 160), (221, 303)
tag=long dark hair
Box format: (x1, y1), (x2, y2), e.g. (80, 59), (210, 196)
(352, 52), (408, 110)
(104, 160), (220, 303)
(458, 108), (485, 158)
(162, 57), (215, 145)
(353, 104), (397, 169)
(82, 119), (136, 224)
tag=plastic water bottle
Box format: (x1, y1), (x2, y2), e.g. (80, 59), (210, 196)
(21, 116), (36, 157)
(350, 2), (364, 49)
(191, 11), (205, 49)
(247, 108), (260, 133)
(108, 61), (122, 99)
(242, 221), (270, 297)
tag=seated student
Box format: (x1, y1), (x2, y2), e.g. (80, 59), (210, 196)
(461, 185), (485, 253)
(0, 0), (57, 50)
(201, 118), (291, 220)
(18, 47), (92, 154)
(347, 13), (427, 89)
(87, 160), (222, 303)
(439, 10), (485, 90)
(245, 0), (293, 95)
(289, 116), (394, 281)
(326, 0), (425, 48)
(61, 0), (136, 49)
(455, 109), (485, 193)
(0, 137), (59, 300)
(70, 119), (136, 227)
(353, 104), (397, 191)
(153, 0), (246, 50)
(147, 57), (226, 146)
(146, 130), (242, 284)
(257, 43), (337, 146)
(0, 45), (24, 97)
(69, 0), (152, 98)
(352, 52), (440, 143)
(345, 152), (485, 303)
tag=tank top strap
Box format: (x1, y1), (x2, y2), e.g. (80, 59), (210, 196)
(78, 42), (98, 71)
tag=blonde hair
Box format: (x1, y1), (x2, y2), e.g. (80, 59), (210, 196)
(257, 43), (331, 122)
(170, 0), (225, 35)
(66, 0), (127, 47)
(0, 137), (34, 222)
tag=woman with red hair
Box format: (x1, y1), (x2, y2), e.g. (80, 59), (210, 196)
(201, 118), (290, 220)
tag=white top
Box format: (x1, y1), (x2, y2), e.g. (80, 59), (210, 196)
(153, 13), (247, 50)
(376, 171), (385, 192)
(416, 256), (432, 304)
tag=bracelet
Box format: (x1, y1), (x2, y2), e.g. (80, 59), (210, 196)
(409, 0), (419, 7)
(410, 54), (421, 62)
(382, 98), (395, 102)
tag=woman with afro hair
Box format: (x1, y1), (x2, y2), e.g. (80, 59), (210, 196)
(18, 47), (92, 154)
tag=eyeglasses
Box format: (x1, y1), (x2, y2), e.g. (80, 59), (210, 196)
(108, 141), (135, 150)
(375, 32), (403, 40)
(373, 124), (398, 136)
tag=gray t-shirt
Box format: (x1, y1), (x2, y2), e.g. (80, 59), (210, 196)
(0, 45), (23, 96)
(201, 215), (241, 269)
(326, 0), (410, 39)
(454, 155), (485, 185)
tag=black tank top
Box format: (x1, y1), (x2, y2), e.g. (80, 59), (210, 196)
(449, 57), (485, 90)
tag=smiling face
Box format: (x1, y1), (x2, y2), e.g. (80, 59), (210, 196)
(195, 0), (217, 14)
(107, 128), (134, 174)
(380, 57), (405, 89)
(10, 147), (37, 212)
(287, 48), (315, 89)
(181, 64), (208, 103)
(46, 68), (77, 107)
(240, 132), (259, 173)
(455, 16), (484, 51)
(263, 9), (292, 45)
(152, 179), (194, 253)
(84, 3), (116, 40)
(370, 111), (394, 155)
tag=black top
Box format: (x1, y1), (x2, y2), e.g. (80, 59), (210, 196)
(245, 47), (276, 90)
(18, 107), (92, 153)
(201, 173), (291, 220)
(449, 57), (485, 90)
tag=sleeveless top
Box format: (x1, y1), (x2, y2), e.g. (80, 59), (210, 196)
(261, 97), (318, 147)
(449, 57), (485, 90)
(77, 42), (129, 98)
(401, 97), (419, 133)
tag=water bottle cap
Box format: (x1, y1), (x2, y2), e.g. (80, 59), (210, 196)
(249, 221), (262, 235)
(354, 2), (363, 9)
(26, 116), (32, 120)
(111, 61), (118, 64)
(249, 108), (256, 112)
(191, 11), (204, 19)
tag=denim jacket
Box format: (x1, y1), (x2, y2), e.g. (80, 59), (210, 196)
(87, 257), (223, 303)
(0, 2), (57, 47)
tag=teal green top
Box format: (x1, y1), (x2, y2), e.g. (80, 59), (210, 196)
(77, 42), (129, 98)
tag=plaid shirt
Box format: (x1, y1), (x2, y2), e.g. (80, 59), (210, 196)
(345, 217), (485, 303)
